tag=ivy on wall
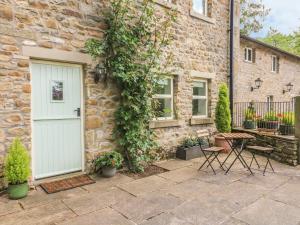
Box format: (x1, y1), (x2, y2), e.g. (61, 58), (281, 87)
(86, 0), (176, 172)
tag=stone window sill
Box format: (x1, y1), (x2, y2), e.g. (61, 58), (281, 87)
(150, 119), (182, 129)
(154, 0), (177, 10)
(190, 10), (215, 24)
(190, 117), (214, 125)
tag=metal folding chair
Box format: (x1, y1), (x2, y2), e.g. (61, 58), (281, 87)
(197, 130), (226, 175)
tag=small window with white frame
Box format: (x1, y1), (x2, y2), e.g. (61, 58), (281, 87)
(193, 0), (208, 16)
(244, 47), (253, 62)
(192, 80), (208, 117)
(153, 77), (174, 119)
(271, 55), (279, 73)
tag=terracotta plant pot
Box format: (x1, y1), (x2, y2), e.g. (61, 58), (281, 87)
(215, 136), (231, 153)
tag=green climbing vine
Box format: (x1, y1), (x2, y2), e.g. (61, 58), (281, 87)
(85, 0), (176, 172)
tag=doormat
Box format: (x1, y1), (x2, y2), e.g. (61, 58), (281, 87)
(40, 174), (95, 194)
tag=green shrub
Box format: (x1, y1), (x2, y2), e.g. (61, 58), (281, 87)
(264, 111), (279, 121)
(281, 112), (295, 125)
(245, 108), (256, 121)
(4, 138), (30, 185)
(180, 137), (209, 148)
(94, 151), (123, 171)
(215, 83), (231, 133)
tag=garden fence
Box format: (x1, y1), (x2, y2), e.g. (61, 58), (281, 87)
(233, 100), (295, 136)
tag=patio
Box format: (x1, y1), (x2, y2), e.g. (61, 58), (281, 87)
(1, 153), (300, 225)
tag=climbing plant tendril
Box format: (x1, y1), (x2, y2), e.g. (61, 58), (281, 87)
(86, 0), (176, 172)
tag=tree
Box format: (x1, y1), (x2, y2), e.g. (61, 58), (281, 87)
(215, 83), (231, 133)
(240, 0), (270, 36)
(259, 27), (300, 56)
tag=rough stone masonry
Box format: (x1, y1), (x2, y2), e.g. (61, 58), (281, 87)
(0, 0), (235, 189)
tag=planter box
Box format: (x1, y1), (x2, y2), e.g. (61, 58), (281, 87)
(243, 120), (256, 129)
(279, 124), (295, 135)
(176, 146), (204, 160)
(257, 121), (279, 129)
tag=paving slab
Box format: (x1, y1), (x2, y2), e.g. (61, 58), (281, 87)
(83, 173), (134, 192)
(63, 187), (135, 215)
(117, 175), (172, 196)
(157, 167), (200, 183)
(195, 171), (248, 185)
(59, 207), (136, 225)
(0, 197), (21, 216)
(139, 212), (192, 225)
(19, 186), (86, 209)
(154, 159), (193, 170)
(266, 179), (300, 208)
(233, 198), (300, 225)
(0, 200), (76, 225)
(220, 217), (249, 225)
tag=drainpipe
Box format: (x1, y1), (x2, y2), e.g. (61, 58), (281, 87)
(229, 0), (235, 125)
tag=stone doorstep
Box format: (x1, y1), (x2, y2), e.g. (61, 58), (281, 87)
(32, 171), (86, 186)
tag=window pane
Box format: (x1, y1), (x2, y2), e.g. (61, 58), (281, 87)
(193, 0), (206, 15)
(51, 80), (64, 101)
(244, 49), (247, 60)
(192, 99), (207, 116)
(193, 81), (206, 96)
(154, 98), (172, 118)
(248, 49), (252, 61)
(157, 78), (171, 95)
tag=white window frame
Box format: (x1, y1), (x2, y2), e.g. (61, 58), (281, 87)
(244, 47), (253, 63)
(193, 0), (208, 16)
(271, 55), (278, 73)
(153, 77), (174, 120)
(192, 79), (208, 118)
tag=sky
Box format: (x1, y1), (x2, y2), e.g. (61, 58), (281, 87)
(252, 0), (300, 38)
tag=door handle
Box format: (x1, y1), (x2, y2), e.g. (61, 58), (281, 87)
(74, 108), (81, 117)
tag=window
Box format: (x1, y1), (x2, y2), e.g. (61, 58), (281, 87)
(153, 78), (173, 119)
(267, 95), (274, 111)
(244, 48), (253, 62)
(193, 0), (208, 16)
(51, 80), (64, 102)
(271, 55), (279, 73)
(192, 80), (208, 117)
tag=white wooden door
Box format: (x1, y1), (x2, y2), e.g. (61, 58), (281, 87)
(31, 61), (83, 179)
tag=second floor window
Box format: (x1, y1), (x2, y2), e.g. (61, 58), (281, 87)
(193, 0), (208, 16)
(271, 55), (279, 73)
(153, 78), (173, 119)
(192, 80), (208, 117)
(244, 47), (253, 62)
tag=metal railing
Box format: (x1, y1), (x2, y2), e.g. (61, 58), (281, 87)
(233, 100), (295, 136)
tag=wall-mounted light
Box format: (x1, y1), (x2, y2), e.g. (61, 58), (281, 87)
(251, 78), (263, 92)
(283, 82), (293, 94)
(93, 64), (106, 83)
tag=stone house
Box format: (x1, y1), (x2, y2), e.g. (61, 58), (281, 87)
(234, 35), (300, 103)
(0, 0), (237, 187)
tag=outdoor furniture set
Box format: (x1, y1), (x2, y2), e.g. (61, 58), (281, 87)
(197, 130), (275, 175)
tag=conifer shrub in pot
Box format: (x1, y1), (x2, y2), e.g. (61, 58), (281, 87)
(4, 138), (30, 200)
(94, 151), (123, 178)
(215, 83), (231, 153)
(279, 112), (295, 135)
(243, 108), (256, 129)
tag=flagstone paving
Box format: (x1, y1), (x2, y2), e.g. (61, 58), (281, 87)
(1, 153), (300, 225)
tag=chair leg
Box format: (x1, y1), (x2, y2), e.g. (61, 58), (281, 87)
(215, 152), (226, 171)
(198, 151), (216, 175)
(253, 154), (260, 169)
(263, 154), (275, 176)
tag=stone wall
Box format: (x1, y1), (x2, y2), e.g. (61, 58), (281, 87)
(234, 37), (300, 103)
(0, 0), (231, 188)
(233, 128), (299, 166)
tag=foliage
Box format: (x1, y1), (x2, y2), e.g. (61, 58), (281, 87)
(264, 111), (279, 121)
(281, 112), (295, 126)
(85, 0), (176, 172)
(215, 83), (231, 133)
(244, 108), (256, 121)
(94, 151), (123, 171)
(4, 138), (30, 185)
(180, 137), (209, 148)
(259, 27), (300, 56)
(240, 0), (270, 35)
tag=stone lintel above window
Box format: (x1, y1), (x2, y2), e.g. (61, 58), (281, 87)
(189, 9), (215, 24)
(190, 117), (214, 125)
(154, 0), (178, 10)
(190, 70), (215, 79)
(149, 119), (183, 129)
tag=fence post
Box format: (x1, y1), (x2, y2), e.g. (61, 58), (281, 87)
(294, 96), (300, 164)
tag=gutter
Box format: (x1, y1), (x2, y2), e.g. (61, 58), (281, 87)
(229, 0), (234, 125)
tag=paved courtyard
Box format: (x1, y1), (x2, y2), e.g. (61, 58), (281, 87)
(1, 153), (300, 225)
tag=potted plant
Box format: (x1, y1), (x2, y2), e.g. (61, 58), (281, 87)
(243, 108), (256, 129)
(4, 138), (30, 200)
(94, 151), (123, 178)
(176, 137), (209, 160)
(215, 83), (231, 153)
(279, 112), (295, 135)
(264, 111), (279, 129)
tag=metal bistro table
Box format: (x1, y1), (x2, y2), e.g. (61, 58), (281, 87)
(220, 133), (256, 175)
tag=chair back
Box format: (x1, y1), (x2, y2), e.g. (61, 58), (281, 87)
(196, 129), (211, 148)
